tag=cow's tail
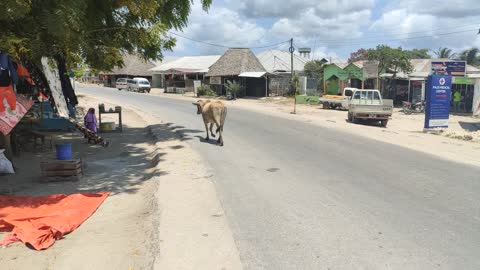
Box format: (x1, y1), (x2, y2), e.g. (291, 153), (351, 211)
(220, 106), (227, 132)
(217, 106), (227, 133)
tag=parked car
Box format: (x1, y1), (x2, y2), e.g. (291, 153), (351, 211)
(318, 87), (356, 110)
(127, 77), (151, 93)
(116, 78), (128, 91)
(347, 89), (393, 127)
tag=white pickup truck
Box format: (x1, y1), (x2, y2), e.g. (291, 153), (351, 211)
(318, 87), (356, 110)
(347, 89), (393, 127)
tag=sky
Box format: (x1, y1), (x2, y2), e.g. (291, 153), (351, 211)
(166, 0), (480, 62)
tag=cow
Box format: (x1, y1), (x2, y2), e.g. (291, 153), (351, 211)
(192, 100), (227, 146)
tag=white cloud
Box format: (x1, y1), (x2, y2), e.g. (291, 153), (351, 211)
(172, 3), (267, 55)
(370, 0), (480, 52)
(170, 0), (480, 59)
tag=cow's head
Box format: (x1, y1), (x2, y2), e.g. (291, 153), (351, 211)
(192, 100), (209, 114)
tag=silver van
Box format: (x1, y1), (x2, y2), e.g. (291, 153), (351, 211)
(127, 77), (151, 93)
(116, 78), (128, 90)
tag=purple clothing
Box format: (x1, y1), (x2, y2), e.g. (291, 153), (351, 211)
(84, 111), (97, 133)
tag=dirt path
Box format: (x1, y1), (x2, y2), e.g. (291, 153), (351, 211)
(0, 94), (242, 270)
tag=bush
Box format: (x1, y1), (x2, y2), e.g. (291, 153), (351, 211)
(306, 90), (319, 96)
(224, 80), (241, 99)
(197, 85), (216, 97)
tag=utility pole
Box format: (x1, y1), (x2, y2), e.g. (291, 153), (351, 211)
(289, 38), (297, 114)
(290, 38), (294, 78)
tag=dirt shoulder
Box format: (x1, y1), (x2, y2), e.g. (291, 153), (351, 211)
(0, 94), (242, 270)
(0, 95), (159, 270)
(149, 89), (480, 167)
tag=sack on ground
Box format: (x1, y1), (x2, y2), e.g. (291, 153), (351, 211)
(0, 149), (14, 174)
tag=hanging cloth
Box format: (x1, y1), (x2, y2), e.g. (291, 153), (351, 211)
(0, 53), (18, 86)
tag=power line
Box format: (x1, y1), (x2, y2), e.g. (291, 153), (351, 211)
(315, 29), (478, 46)
(168, 31), (290, 49)
(308, 23), (480, 43)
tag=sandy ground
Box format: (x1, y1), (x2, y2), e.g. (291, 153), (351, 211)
(0, 93), (242, 270)
(149, 88), (480, 167)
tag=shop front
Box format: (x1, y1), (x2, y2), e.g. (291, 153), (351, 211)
(451, 77), (476, 113)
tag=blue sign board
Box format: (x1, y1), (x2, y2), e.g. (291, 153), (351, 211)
(431, 61), (466, 77)
(424, 75), (452, 128)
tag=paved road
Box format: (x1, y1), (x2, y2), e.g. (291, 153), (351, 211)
(79, 85), (480, 270)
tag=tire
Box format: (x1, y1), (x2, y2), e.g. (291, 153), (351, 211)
(347, 112), (353, 122)
(323, 102), (330, 109)
(381, 120), (388, 127)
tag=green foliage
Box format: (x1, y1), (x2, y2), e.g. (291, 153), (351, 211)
(288, 74), (300, 96)
(306, 90), (319, 96)
(224, 80), (241, 98)
(406, 48), (431, 59)
(457, 48), (480, 65)
(304, 60), (326, 78)
(366, 45), (413, 77)
(0, 0), (211, 70)
(434, 47), (456, 59)
(197, 85), (216, 97)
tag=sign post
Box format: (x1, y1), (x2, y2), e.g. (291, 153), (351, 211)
(424, 75), (452, 129)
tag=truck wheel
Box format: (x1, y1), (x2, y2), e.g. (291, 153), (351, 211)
(323, 102), (329, 109)
(348, 112), (353, 122)
(381, 120), (388, 127)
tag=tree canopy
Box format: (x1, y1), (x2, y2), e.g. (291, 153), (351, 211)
(366, 45), (412, 77)
(304, 60), (327, 78)
(348, 48), (368, 63)
(434, 47), (456, 59)
(0, 0), (211, 70)
(405, 48), (431, 59)
(457, 48), (480, 65)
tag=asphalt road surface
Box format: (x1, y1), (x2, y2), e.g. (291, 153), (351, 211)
(79, 85), (480, 270)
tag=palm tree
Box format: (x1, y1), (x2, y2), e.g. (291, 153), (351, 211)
(457, 48), (480, 65)
(433, 47), (456, 59)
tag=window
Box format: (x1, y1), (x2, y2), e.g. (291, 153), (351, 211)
(374, 91), (380, 100)
(353, 91), (362, 99)
(366, 91), (374, 100)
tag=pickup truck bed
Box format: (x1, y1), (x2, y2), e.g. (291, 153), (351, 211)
(348, 96), (393, 127)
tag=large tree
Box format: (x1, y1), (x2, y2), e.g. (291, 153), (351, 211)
(406, 48), (431, 59)
(434, 47), (456, 59)
(366, 45), (413, 78)
(348, 48), (367, 63)
(0, 0), (211, 74)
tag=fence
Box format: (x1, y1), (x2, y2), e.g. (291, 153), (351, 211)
(269, 77), (290, 96)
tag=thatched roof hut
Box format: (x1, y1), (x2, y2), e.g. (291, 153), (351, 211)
(206, 48), (266, 77)
(105, 54), (157, 77)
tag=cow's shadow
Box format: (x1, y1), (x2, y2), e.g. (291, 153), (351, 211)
(195, 135), (221, 146)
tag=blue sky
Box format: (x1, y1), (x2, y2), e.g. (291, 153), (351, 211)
(165, 0), (480, 61)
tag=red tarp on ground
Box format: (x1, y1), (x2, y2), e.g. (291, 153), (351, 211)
(0, 192), (109, 250)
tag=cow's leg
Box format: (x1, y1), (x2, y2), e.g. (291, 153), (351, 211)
(213, 119), (223, 146)
(209, 123), (216, 138)
(204, 122), (210, 140)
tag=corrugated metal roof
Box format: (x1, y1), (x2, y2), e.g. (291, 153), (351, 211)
(150, 55), (221, 73)
(256, 50), (308, 73)
(238, 72), (266, 78)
